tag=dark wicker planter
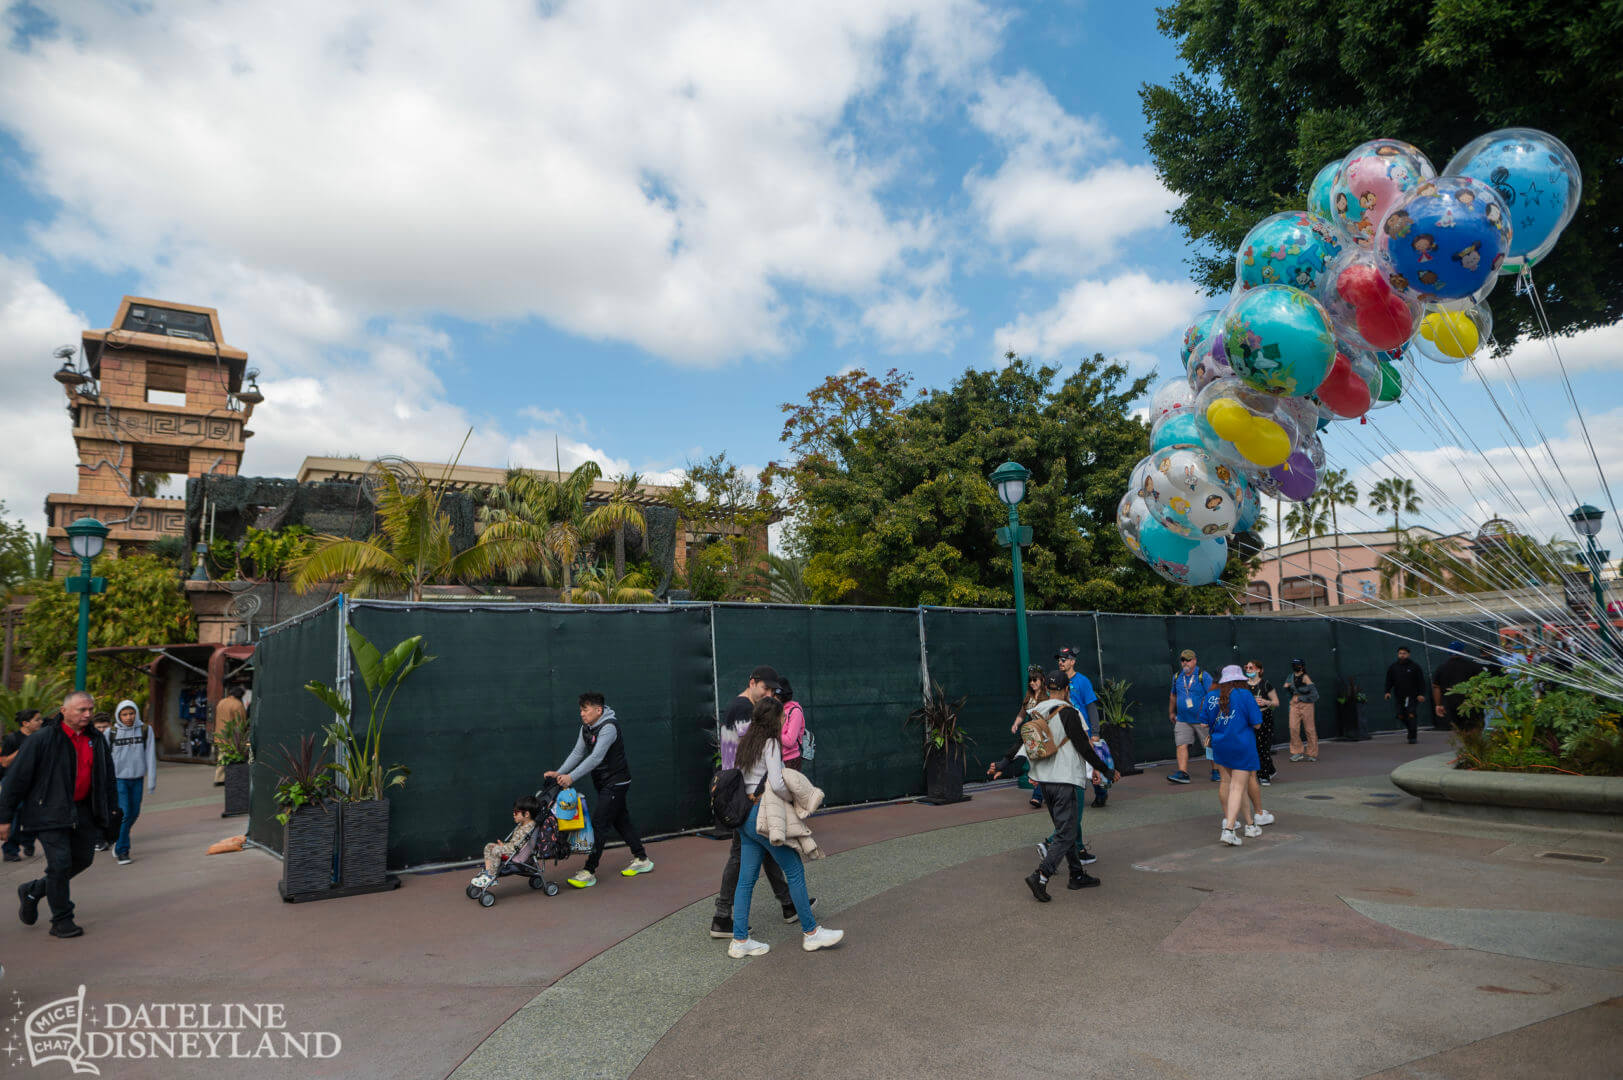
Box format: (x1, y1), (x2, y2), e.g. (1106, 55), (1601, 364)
(1101, 723), (1143, 776)
(339, 799), (390, 888)
(923, 746), (969, 805)
(281, 801), (338, 897)
(222, 762), (251, 817)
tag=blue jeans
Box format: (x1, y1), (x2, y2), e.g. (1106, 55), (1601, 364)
(733, 802), (816, 940)
(115, 778), (145, 858)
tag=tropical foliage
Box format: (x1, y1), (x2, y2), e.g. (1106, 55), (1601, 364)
(1451, 672), (1623, 777)
(270, 734), (336, 825)
(214, 713), (251, 766)
(304, 626), (433, 801)
(0, 673), (72, 730)
(906, 681), (972, 758)
(672, 453), (776, 601)
(585, 472), (648, 581)
(1367, 479), (1422, 533)
(765, 553), (811, 605)
(1098, 677), (1136, 729)
(1140, 0), (1622, 346)
(476, 461), (644, 590)
(565, 564), (657, 605)
(1378, 533), (1473, 599)
(208, 525), (317, 581)
(0, 501), (46, 595)
(19, 554), (195, 708)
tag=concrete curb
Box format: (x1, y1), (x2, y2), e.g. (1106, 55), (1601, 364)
(1391, 752), (1623, 830)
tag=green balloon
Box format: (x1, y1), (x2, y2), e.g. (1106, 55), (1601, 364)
(1377, 359), (1403, 402)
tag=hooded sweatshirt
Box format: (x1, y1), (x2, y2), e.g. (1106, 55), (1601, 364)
(553, 707), (631, 789)
(107, 699), (158, 792)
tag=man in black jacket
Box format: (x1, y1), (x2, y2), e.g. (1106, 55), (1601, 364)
(1384, 646), (1429, 743)
(0, 691), (118, 939)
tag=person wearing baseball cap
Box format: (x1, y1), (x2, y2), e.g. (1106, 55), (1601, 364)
(1055, 645), (1113, 813)
(1168, 649), (1214, 784)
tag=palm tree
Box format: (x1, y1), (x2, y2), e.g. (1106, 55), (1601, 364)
(565, 563), (657, 605)
(766, 553), (812, 604)
(1380, 533), (1465, 599)
(477, 461), (604, 591)
(1319, 469), (1359, 602)
(1368, 478), (1422, 533)
(292, 455), (514, 601)
(581, 472), (647, 581)
(1284, 494), (1332, 605)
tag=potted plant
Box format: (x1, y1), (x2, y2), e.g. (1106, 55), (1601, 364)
(272, 735), (339, 900)
(906, 681), (973, 805)
(1096, 678), (1143, 776)
(216, 714), (252, 817)
(1335, 676), (1371, 741)
(305, 626), (433, 889)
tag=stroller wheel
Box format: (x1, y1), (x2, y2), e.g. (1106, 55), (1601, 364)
(479, 891), (496, 908)
(543, 881), (559, 897)
(529, 875), (546, 890)
(466, 884), (481, 899)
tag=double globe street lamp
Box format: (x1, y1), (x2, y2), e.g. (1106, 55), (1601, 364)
(64, 516), (110, 692)
(1568, 504), (1619, 657)
(989, 461), (1033, 689)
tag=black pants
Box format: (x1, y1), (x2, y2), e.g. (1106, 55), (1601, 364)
(582, 782), (646, 873)
(2, 809), (35, 857)
(1255, 711), (1276, 780)
(1036, 783), (1083, 880)
(714, 828), (790, 917)
(1394, 696), (1422, 739)
(30, 801), (97, 926)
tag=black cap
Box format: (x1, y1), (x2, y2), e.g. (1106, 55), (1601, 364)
(1044, 670), (1069, 690)
(772, 676), (794, 702)
(1290, 657), (1305, 667)
(750, 665), (781, 689)
(1054, 646), (1081, 661)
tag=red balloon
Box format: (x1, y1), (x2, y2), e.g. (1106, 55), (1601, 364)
(1336, 263), (1387, 307)
(1356, 294), (1414, 350)
(1316, 352), (1372, 419)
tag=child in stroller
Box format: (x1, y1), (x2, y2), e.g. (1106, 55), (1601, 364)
(466, 788), (571, 907)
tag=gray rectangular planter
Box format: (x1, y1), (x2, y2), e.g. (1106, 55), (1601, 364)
(222, 762), (251, 817)
(339, 799), (390, 888)
(281, 801), (338, 898)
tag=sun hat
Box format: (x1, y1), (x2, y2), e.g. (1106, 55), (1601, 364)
(1219, 664), (1246, 683)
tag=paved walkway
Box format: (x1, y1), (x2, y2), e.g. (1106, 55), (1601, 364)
(5, 733), (1620, 1079)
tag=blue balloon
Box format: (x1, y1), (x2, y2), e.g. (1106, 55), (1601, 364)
(1234, 483), (1261, 532)
(1151, 412), (1203, 453)
(1235, 211), (1342, 294)
(1445, 128), (1582, 273)
(1139, 517), (1228, 587)
(1307, 160), (1339, 222)
(1180, 309), (1222, 367)
(1377, 176), (1511, 302)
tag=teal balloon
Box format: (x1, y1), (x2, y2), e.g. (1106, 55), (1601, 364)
(1139, 518), (1227, 587)
(1235, 211), (1342, 294)
(1151, 412), (1202, 452)
(1221, 285), (1337, 397)
(1180, 309), (1222, 366)
(1307, 159), (1339, 222)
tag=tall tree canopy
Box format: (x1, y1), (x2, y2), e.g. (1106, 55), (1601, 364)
(1141, 0), (1622, 345)
(771, 356), (1249, 613)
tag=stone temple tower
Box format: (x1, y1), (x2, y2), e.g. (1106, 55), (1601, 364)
(45, 297), (262, 568)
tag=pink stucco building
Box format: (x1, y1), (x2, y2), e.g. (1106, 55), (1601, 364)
(1243, 526), (1469, 612)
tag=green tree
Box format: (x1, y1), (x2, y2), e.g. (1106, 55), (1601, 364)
(582, 472), (647, 581)
(1380, 533), (1473, 599)
(1368, 477), (1422, 532)
(671, 453), (777, 601)
(774, 355), (1247, 612)
(565, 564), (658, 605)
(1140, 0), (1623, 345)
(765, 553), (812, 605)
(0, 502), (40, 595)
(1319, 469), (1359, 601)
(19, 554), (194, 708)
(477, 462), (607, 592)
(1284, 494), (1332, 604)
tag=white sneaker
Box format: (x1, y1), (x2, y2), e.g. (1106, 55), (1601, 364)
(1254, 810), (1275, 826)
(470, 873), (492, 889)
(1243, 823), (1263, 838)
(566, 871), (597, 888)
(728, 937), (770, 958)
(1220, 827), (1242, 847)
(620, 857), (654, 877)
(116, 856), (132, 866)
(802, 926), (845, 952)
(1288, 753), (1305, 762)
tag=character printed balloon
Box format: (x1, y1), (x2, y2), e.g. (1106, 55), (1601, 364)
(1234, 482), (1261, 533)
(1117, 490), (1153, 558)
(1186, 336), (1233, 394)
(1377, 176), (1512, 302)
(1151, 411), (1203, 454)
(1235, 211), (1343, 294)
(1220, 285), (1337, 397)
(1180, 309), (1223, 366)
(1444, 128), (1581, 274)
(1141, 446), (1245, 540)
(1139, 517), (1229, 587)
(1317, 247), (1420, 352)
(1307, 159), (1339, 223)
(1331, 139), (1435, 249)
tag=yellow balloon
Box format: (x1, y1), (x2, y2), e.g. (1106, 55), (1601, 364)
(1421, 311), (1479, 359)
(1234, 417), (1291, 467)
(1205, 398), (1252, 441)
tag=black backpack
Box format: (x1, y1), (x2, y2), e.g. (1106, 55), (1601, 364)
(709, 768), (763, 829)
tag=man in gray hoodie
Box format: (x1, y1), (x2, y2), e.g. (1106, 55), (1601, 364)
(544, 692), (652, 888)
(107, 699), (157, 865)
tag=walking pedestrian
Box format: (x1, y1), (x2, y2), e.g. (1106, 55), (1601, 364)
(212, 686), (246, 785)
(1244, 661), (1278, 787)
(0, 692), (119, 939)
(1385, 646), (1428, 744)
(709, 666), (800, 938)
(1202, 665), (1264, 846)
(774, 676), (807, 772)
(1055, 646), (1112, 807)
(1013, 665), (1046, 808)
(1, 710), (43, 861)
(990, 671), (1119, 902)
(106, 699), (156, 865)
(726, 695), (843, 958)
(544, 692), (654, 888)
(1285, 658), (1319, 763)
(1167, 649), (1214, 783)
(1432, 642), (1486, 731)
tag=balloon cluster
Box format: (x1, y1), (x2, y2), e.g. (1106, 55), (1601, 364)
(1119, 128), (1581, 587)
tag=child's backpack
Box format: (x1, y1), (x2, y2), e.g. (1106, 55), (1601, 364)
(1018, 700), (1071, 762)
(553, 789), (585, 832)
(799, 728), (816, 763)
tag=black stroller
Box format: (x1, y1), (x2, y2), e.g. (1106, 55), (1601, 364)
(465, 780), (573, 907)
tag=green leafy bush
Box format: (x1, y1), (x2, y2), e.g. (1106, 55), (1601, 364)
(1450, 673), (1623, 777)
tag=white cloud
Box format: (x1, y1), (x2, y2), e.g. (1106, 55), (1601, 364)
(965, 73), (1180, 274)
(993, 272), (1206, 360)
(0, 0), (1002, 367)
(1474, 320), (1623, 381)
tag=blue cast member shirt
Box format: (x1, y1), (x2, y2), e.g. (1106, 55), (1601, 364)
(1171, 668), (1213, 724)
(1068, 672), (1099, 734)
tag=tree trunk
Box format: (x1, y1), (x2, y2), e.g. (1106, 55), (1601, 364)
(1274, 496), (1282, 610)
(614, 527), (626, 580)
(1330, 503), (1341, 604)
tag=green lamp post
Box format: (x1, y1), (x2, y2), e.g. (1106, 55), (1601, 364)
(990, 461), (1034, 689)
(64, 517), (110, 692)
(1569, 504), (1618, 656)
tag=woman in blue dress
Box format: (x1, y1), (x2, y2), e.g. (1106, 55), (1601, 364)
(1201, 664), (1265, 847)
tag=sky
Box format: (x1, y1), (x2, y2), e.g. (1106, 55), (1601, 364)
(1, 0), (1618, 561)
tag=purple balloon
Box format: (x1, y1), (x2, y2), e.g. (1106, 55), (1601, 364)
(1209, 332), (1227, 364)
(1267, 452), (1318, 501)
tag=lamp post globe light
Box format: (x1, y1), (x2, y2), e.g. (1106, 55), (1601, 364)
(64, 516), (110, 692)
(989, 462), (1033, 690)
(1568, 505), (1618, 655)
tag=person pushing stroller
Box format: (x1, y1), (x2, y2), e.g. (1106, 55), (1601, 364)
(544, 692), (654, 888)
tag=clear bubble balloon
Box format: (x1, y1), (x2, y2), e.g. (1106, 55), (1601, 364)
(1234, 211), (1343, 294)
(1331, 139), (1436, 249)
(1149, 379), (1195, 428)
(1139, 517), (1229, 587)
(1307, 159), (1339, 222)
(1220, 285), (1338, 398)
(1187, 336), (1233, 393)
(1267, 451), (1319, 502)
(1151, 411), (1204, 453)
(1377, 176), (1512, 302)
(1180, 309), (1223, 367)
(1193, 377), (1299, 470)
(1411, 301), (1493, 364)
(1312, 348), (1374, 419)
(1444, 128), (1581, 275)
(1317, 247), (1421, 352)
(1117, 489), (1152, 559)
(1367, 353), (1404, 409)
(1141, 445), (1247, 540)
